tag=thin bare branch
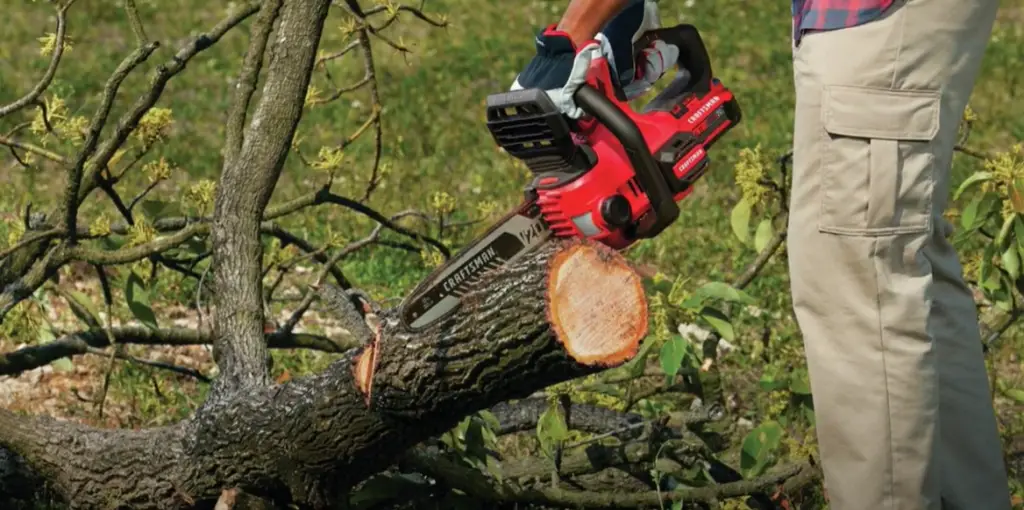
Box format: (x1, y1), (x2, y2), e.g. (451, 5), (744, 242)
(76, 2), (263, 205)
(361, 2), (448, 27)
(62, 41), (160, 243)
(223, 0), (283, 168)
(123, 0), (149, 44)
(316, 39), (360, 65)
(355, 29), (385, 201)
(0, 326), (356, 377)
(0, 2), (71, 118)
(265, 186), (450, 257)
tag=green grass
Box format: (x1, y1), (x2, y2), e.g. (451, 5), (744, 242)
(2, 0), (1021, 293)
(1, 0), (1023, 504)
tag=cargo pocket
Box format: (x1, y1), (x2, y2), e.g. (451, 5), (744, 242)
(818, 84), (941, 236)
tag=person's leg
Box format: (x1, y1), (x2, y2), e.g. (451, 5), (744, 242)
(786, 0), (1009, 508)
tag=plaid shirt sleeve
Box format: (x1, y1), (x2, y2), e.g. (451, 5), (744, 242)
(793, 0), (895, 43)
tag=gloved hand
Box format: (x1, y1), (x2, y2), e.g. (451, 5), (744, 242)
(510, 0), (679, 119)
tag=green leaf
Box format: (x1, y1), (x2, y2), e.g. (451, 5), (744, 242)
(140, 199), (181, 219)
(953, 171), (993, 201)
(36, 324), (56, 344)
(1003, 245), (1020, 280)
(463, 417), (486, 462)
(997, 213), (1017, 248)
(125, 272), (158, 330)
(623, 334), (658, 378)
(536, 400), (569, 458)
(1015, 216), (1024, 252)
(961, 195), (982, 230)
(677, 293), (705, 311)
(1004, 388), (1024, 404)
(694, 281), (754, 304)
(740, 420), (785, 478)
(789, 369), (812, 395)
(65, 290), (101, 328)
(730, 197), (752, 244)
(659, 335), (688, 379)
(754, 218), (773, 253)
(51, 357), (74, 372)
(476, 410), (501, 432)
(699, 307), (734, 341)
(1011, 177), (1024, 214)
(980, 245), (1000, 291)
(758, 369), (789, 391)
(100, 235), (126, 251)
(802, 404), (816, 426)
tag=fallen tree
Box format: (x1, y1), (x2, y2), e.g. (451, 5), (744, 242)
(0, 239), (653, 509)
(0, 5), (700, 505)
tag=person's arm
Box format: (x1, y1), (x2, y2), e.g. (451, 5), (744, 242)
(556, 0), (632, 47)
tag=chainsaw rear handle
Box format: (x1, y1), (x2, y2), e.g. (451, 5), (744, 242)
(573, 84), (679, 238)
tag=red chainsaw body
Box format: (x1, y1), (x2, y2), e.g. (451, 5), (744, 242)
(529, 54), (740, 250)
(401, 23), (742, 332)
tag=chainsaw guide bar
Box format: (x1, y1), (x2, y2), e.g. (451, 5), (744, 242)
(399, 201), (551, 331)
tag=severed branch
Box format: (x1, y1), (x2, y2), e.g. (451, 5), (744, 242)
(0, 239), (650, 509)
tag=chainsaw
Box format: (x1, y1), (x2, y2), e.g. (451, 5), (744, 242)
(397, 23), (742, 332)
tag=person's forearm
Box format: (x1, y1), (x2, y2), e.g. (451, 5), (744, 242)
(556, 0), (632, 47)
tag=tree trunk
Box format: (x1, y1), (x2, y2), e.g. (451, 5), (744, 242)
(0, 240), (649, 509)
(210, 0), (327, 392)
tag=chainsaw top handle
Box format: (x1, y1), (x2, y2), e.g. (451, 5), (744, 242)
(572, 84), (679, 238)
(632, 24), (715, 96)
(565, 23), (718, 239)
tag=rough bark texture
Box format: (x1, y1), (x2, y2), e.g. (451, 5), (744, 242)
(210, 0), (326, 392)
(0, 240), (648, 509)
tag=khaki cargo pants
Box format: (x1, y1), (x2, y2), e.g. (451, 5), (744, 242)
(787, 0), (1011, 508)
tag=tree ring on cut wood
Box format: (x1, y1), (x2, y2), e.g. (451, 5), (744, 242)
(546, 240), (648, 366)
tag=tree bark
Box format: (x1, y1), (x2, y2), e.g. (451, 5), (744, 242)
(210, 0), (326, 392)
(0, 240), (649, 509)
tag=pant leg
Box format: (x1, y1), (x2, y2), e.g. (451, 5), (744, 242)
(786, 0), (1010, 509)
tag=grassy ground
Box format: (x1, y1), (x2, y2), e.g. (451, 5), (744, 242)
(1, 0), (1023, 506)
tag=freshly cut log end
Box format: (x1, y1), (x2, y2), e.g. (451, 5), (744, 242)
(546, 240), (648, 366)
